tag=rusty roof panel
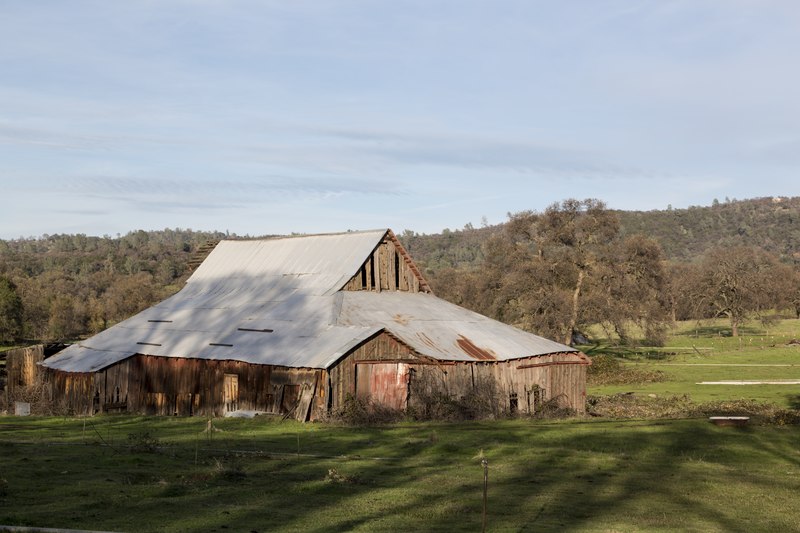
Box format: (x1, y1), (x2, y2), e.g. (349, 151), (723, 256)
(456, 336), (497, 361)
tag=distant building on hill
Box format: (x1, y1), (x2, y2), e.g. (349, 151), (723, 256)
(41, 229), (588, 420)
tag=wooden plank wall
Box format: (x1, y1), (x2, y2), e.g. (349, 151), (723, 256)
(50, 356), (326, 420)
(329, 331), (418, 409)
(343, 240), (423, 293)
(330, 334), (588, 414)
(405, 352), (588, 414)
(48, 350), (587, 418)
(48, 371), (95, 415)
(4, 345), (44, 399)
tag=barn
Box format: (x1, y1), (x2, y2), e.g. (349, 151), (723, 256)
(41, 229), (589, 420)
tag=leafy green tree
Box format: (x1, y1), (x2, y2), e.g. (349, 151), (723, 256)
(469, 199), (671, 345)
(536, 199), (619, 344)
(0, 276), (23, 343)
(594, 235), (672, 345)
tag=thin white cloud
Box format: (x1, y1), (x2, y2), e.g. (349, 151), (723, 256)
(2, 1), (800, 238)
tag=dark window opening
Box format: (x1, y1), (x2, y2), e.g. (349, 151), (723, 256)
(509, 392), (518, 414)
(527, 386), (545, 413)
(394, 252), (400, 288)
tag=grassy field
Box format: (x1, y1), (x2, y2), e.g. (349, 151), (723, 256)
(1, 320), (799, 532)
(1, 415), (799, 532)
(586, 318), (800, 407)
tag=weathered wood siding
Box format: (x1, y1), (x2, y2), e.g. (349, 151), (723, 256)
(404, 353), (588, 415)
(47, 345), (587, 419)
(329, 331), (419, 409)
(330, 333), (588, 414)
(4, 345), (44, 397)
(343, 235), (430, 293)
(47, 355), (326, 420)
(49, 370), (95, 415)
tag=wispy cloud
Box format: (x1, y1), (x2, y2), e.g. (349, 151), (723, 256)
(47, 174), (403, 214)
(259, 125), (662, 180)
(2, 1), (799, 238)
(0, 123), (113, 151)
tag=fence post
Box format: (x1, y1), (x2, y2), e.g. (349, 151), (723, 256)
(482, 458), (489, 533)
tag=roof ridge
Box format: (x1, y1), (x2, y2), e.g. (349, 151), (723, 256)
(220, 228), (389, 243)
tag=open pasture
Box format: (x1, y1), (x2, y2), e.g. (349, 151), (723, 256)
(586, 318), (800, 407)
(1, 415), (800, 532)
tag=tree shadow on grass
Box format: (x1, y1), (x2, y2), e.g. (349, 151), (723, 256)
(677, 325), (766, 338)
(6, 418), (800, 532)
(787, 394), (800, 410)
(172, 420), (800, 533)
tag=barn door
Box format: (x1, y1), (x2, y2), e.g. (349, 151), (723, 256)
(223, 374), (239, 413)
(355, 363), (409, 410)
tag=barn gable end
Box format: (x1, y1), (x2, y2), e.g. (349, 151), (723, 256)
(341, 230), (431, 293)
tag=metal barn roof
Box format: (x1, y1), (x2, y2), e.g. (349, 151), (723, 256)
(338, 291), (575, 362)
(187, 230), (389, 296)
(42, 229), (577, 373)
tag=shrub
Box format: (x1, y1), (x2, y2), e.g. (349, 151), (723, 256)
(408, 374), (507, 421)
(532, 394), (576, 419)
(3, 374), (70, 416)
(328, 395), (404, 426)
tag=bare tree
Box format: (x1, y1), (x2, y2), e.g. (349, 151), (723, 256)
(696, 246), (787, 336)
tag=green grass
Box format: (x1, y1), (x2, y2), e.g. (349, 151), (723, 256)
(1, 415), (799, 532)
(585, 318), (800, 408)
(2, 319), (800, 531)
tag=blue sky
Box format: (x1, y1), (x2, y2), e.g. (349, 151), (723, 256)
(2, 1), (799, 238)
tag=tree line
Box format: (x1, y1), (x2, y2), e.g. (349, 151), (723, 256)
(0, 229), (227, 344)
(402, 196), (800, 269)
(421, 199), (800, 345)
(1, 200), (799, 346)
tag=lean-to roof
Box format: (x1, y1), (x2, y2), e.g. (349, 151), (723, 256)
(42, 229), (578, 373)
(338, 291), (575, 362)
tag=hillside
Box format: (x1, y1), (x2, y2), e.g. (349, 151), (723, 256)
(618, 196), (800, 262)
(403, 196), (800, 272)
(2, 196), (799, 344)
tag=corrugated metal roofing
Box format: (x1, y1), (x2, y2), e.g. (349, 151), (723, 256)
(338, 291), (577, 362)
(42, 229), (577, 373)
(187, 230), (388, 296)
